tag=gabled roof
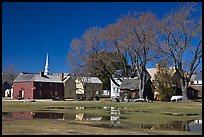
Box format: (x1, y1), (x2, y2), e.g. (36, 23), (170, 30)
(77, 77), (102, 84)
(146, 67), (176, 81)
(194, 71), (202, 81)
(146, 68), (157, 80)
(119, 78), (140, 90)
(190, 74), (197, 82)
(13, 73), (63, 83)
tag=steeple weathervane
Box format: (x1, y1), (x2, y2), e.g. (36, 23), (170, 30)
(44, 53), (49, 75)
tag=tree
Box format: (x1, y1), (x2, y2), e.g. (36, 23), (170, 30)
(67, 26), (125, 89)
(158, 3), (202, 100)
(67, 12), (160, 100)
(2, 64), (19, 86)
(152, 61), (176, 101)
(114, 12), (160, 99)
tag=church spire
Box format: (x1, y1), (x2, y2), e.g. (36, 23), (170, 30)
(44, 53), (49, 75)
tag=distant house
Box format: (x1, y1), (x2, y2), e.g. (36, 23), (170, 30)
(188, 71), (202, 99)
(147, 64), (202, 100)
(12, 72), (64, 99)
(62, 75), (76, 99)
(192, 71), (202, 85)
(110, 67), (152, 100)
(2, 81), (11, 97)
(119, 78), (153, 101)
(102, 90), (111, 97)
(110, 70), (123, 99)
(75, 77), (103, 100)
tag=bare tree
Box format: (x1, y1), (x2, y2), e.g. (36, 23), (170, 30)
(67, 26), (125, 88)
(158, 2), (202, 100)
(116, 12), (160, 99)
(67, 11), (160, 100)
(2, 64), (19, 86)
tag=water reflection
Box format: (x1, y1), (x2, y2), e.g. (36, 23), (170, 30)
(140, 120), (202, 132)
(2, 109), (202, 133)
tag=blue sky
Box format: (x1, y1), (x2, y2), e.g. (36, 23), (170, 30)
(2, 2), (202, 73)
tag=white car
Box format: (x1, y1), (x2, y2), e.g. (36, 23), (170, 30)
(170, 96), (183, 102)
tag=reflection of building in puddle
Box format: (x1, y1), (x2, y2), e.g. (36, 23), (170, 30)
(76, 106), (84, 110)
(110, 107), (120, 124)
(75, 113), (103, 121)
(140, 120), (202, 132)
(12, 112), (34, 119)
(2, 112), (12, 118)
(187, 120), (202, 132)
(75, 113), (84, 121)
(2, 112), (64, 120)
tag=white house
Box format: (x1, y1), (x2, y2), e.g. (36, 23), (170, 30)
(110, 78), (123, 99)
(5, 89), (11, 97)
(192, 71), (202, 85)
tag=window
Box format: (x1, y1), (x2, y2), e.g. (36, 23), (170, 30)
(39, 90), (42, 98)
(113, 87), (117, 93)
(96, 91), (99, 95)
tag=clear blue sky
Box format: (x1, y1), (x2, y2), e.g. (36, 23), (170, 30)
(2, 2), (202, 73)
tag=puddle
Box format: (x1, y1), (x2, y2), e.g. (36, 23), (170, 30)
(139, 120), (202, 132)
(162, 112), (199, 116)
(46, 106), (103, 110)
(2, 106), (202, 133)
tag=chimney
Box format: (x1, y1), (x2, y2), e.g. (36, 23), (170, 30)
(184, 72), (188, 78)
(60, 73), (64, 81)
(156, 64), (160, 72)
(40, 72), (44, 77)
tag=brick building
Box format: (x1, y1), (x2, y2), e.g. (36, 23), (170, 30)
(12, 72), (64, 99)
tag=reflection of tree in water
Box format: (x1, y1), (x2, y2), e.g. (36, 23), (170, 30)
(141, 121), (188, 131)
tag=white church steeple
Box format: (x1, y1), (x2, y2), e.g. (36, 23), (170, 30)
(44, 53), (49, 75)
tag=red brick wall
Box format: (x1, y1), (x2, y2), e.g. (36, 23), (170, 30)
(13, 81), (64, 99)
(12, 82), (34, 99)
(33, 82), (64, 99)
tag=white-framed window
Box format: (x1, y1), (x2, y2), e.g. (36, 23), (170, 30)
(96, 91), (99, 95)
(113, 87), (118, 93)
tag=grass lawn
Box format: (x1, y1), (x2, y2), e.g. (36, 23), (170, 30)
(2, 99), (202, 135)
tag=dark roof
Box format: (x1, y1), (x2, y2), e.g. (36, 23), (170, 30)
(119, 78), (140, 90)
(13, 73), (63, 83)
(2, 81), (11, 90)
(194, 71), (202, 81)
(190, 74), (197, 82)
(188, 85), (202, 92)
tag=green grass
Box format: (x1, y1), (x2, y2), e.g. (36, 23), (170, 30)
(2, 99), (202, 135)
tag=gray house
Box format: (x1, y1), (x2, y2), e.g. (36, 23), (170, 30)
(188, 71), (202, 99)
(119, 78), (153, 102)
(110, 67), (153, 101)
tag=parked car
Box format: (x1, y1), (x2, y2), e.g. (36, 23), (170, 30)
(170, 96), (183, 102)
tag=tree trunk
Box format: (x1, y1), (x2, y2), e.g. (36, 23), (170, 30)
(139, 83), (143, 99)
(139, 78), (144, 99)
(181, 80), (188, 100)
